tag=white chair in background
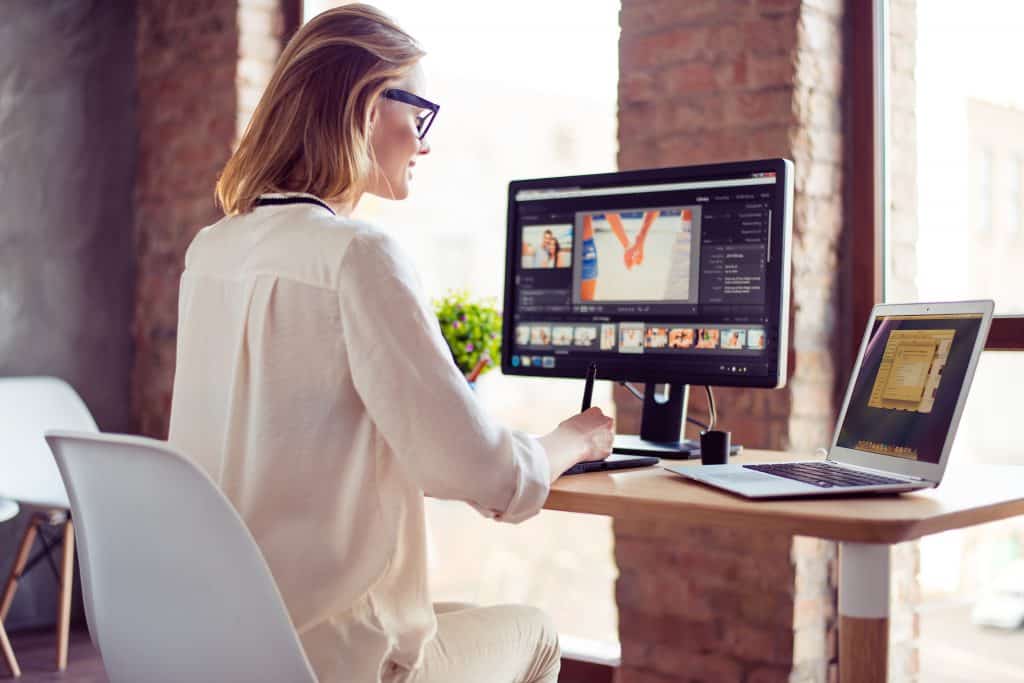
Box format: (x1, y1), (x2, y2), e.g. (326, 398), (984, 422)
(0, 376), (98, 675)
(45, 431), (317, 683)
(0, 498), (20, 677)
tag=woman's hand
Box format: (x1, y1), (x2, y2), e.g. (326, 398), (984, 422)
(560, 407), (615, 462)
(537, 407), (615, 481)
(624, 237), (645, 269)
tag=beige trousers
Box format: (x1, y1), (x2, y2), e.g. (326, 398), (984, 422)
(386, 603), (561, 683)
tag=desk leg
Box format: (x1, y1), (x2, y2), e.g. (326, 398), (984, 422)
(839, 542), (890, 683)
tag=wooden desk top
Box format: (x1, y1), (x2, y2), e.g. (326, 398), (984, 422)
(545, 450), (1024, 543)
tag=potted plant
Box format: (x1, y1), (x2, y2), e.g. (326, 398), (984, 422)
(433, 291), (502, 387)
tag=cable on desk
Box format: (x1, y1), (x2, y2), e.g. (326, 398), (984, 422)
(705, 385), (716, 431)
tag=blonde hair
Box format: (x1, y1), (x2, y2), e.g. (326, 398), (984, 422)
(216, 4), (425, 215)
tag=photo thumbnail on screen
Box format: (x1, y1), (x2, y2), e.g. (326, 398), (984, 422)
(575, 206), (701, 303)
(521, 224), (573, 269)
(668, 328), (695, 349)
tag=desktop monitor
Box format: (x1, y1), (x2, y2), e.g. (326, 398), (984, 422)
(502, 158), (794, 455)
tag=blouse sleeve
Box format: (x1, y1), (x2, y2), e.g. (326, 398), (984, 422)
(337, 229), (550, 523)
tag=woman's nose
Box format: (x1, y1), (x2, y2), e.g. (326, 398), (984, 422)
(418, 138), (431, 155)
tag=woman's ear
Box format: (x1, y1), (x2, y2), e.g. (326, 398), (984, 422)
(367, 103), (379, 133)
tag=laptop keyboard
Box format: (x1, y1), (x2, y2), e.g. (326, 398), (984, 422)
(743, 462), (908, 488)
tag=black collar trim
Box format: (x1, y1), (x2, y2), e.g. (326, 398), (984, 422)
(254, 196), (335, 215)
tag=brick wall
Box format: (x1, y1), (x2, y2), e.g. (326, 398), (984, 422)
(133, 0), (239, 437)
(615, 1), (845, 680)
(238, 0), (291, 140)
(133, 1), (292, 437)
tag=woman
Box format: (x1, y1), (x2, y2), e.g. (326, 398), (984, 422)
(546, 233), (561, 268)
(167, 5), (613, 683)
(579, 213), (631, 300)
(541, 229), (559, 268)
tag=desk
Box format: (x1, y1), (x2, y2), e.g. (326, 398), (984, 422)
(545, 450), (1024, 682)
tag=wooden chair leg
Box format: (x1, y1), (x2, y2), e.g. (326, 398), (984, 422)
(0, 516), (37, 680)
(0, 620), (20, 678)
(56, 520), (74, 672)
(0, 516), (41, 622)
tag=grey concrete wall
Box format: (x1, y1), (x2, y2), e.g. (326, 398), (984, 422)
(0, 1), (136, 630)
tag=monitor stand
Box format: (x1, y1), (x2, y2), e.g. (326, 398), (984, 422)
(611, 383), (740, 460)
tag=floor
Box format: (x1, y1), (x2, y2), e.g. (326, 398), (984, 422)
(1, 627), (607, 683)
(920, 601), (1024, 682)
(5, 627), (106, 682)
(12, 607), (1024, 682)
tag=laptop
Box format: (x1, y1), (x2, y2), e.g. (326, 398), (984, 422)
(666, 300), (994, 498)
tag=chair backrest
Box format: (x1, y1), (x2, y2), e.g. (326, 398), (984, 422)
(45, 431), (317, 683)
(0, 376), (98, 509)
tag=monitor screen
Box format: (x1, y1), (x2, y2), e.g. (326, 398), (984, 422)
(835, 312), (986, 464)
(502, 158), (793, 387)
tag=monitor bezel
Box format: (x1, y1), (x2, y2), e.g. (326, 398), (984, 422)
(501, 157), (793, 387)
(828, 299), (995, 484)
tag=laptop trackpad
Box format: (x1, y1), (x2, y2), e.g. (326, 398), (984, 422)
(704, 468), (772, 485)
(668, 464), (811, 495)
(669, 464), (766, 485)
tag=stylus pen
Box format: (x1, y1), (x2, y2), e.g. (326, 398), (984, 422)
(581, 362), (597, 412)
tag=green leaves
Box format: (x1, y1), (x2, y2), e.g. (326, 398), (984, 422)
(433, 290), (502, 377)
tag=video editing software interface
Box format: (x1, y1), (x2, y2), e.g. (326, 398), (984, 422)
(836, 313), (984, 464)
(505, 164), (787, 384)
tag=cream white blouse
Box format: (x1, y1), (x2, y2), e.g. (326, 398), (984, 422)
(167, 194), (550, 682)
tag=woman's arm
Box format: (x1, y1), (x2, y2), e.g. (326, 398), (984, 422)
(636, 210), (657, 242)
(624, 210), (658, 267)
(606, 212), (631, 249)
(537, 408), (614, 482)
(337, 230), (612, 520)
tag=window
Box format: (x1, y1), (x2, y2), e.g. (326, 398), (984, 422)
(1009, 157), (1021, 236)
(977, 146), (992, 234)
(303, 0), (622, 643)
(883, 2), (1024, 679)
(886, 1), (1024, 313)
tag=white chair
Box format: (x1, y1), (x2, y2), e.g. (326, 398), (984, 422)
(0, 498), (20, 677)
(45, 431), (317, 683)
(0, 376), (97, 675)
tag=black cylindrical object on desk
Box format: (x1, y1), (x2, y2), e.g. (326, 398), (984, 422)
(700, 430), (731, 465)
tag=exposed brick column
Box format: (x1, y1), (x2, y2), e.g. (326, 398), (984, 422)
(133, 1), (292, 437)
(615, 1), (846, 680)
(238, 0), (296, 139)
(133, 1), (239, 437)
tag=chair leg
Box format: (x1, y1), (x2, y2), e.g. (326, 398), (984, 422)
(0, 516), (41, 622)
(0, 516), (38, 679)
(55, 520), (74, 672)
(0, 620), (20, 678)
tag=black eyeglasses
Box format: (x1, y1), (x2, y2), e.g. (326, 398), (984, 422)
(382, 88), (439, 141)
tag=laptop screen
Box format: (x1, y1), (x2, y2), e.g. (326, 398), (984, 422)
(835, 312), (985, 464)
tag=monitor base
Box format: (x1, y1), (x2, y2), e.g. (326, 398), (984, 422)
(613, 434), (743, 460)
